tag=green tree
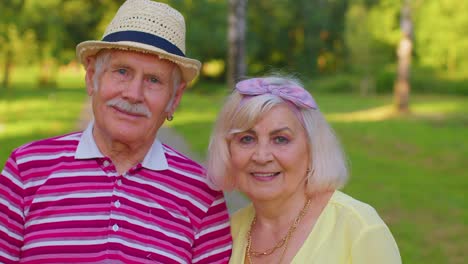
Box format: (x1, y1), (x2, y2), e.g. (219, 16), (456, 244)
(345, 0), (399, 95)
(20, 0), (109, 87)
(246, 0), (348, 77)
(0, 0), (26, 88)
(414, 0), (468, 74)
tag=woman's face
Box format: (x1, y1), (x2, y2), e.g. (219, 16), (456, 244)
(229, 104), (310, 203)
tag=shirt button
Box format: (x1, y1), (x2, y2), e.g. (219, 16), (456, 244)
(103, 160), (110, 167)
(112, 224), (119, 232)
(114, 200), (121, 208)
(117, 179), (122, 186)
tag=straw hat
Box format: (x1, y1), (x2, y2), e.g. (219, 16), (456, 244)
(76, 0), (201, 83)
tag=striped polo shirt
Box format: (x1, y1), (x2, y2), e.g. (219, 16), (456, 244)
(0, 123), (232, 263)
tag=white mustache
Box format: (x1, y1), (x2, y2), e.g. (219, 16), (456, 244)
(106, 98), (152, 118)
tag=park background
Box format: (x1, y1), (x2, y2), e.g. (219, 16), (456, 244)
(0, 0), (466, 263)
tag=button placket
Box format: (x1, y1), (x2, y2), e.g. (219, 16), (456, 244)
(109, 171), (125, 235)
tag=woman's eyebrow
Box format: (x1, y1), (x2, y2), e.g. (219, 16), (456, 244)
(269, 127), (291, 136)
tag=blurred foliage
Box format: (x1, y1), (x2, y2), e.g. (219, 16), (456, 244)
(414, 0), (468, 73)
(1, 0), (468, 94)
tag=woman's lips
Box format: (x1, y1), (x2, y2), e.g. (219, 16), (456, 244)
(250, 172), (280, 181)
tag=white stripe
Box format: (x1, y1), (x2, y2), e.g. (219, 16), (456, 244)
(212, 196), (226, 206)
(0, 250), (19, 262)
(57, 133), (81, 141)
(111, 213), (190, 243)
(0, 197), (23, 220)
(1, 168), (23, 189)
(22, 238), (108, 250)
(196, 221), (230, 239)
(129, 176), (206, 211)
(25, 211), (190, 244)
(25, 214), (110, 228)
(18, 152), (75, 164)
(31, 191), (112, 204)
(21, 237), (186, 263)
(169, 166), (206, 184)
(0, 222), (23, 241)
(24, 170), (110, 189)
(192, 244), (232, 263)
(116, 191), (190, 222)
(108, 237), (186, 263)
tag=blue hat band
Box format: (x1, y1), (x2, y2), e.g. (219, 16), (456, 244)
(102, 31), (185, 57)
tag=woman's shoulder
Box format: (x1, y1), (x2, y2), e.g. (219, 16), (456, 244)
(322, 191), (401, 263)
(230, 204), (254, 236)
(328, 190), (387, 227)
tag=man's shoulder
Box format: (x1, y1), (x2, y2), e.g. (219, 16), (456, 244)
(161, 143), (205, 174)
(14, 131), (83, 155)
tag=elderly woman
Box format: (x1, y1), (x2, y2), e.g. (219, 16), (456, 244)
(207, 75), (401, 263)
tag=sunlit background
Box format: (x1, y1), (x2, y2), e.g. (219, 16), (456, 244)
(1, 1), (467, 263)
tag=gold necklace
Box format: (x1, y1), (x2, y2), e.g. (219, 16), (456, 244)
(246, 199), (311, 264)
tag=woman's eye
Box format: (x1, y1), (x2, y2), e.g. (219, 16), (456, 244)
(274, 136), (289, 144)
(239, 135), (255, 144)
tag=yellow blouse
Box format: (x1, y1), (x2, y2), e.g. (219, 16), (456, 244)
(229, 191), (401, 264)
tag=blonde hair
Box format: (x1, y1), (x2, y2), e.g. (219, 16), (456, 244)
(207, 76), (348, 195)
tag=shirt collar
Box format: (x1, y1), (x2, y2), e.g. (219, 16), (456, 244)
(75, 121), (169, 171)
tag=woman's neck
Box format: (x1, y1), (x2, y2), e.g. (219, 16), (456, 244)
(252, 192), (310, 228)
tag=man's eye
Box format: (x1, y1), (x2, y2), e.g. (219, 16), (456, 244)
(117, 68), (127, 75)
(274, 136), (289, 144)
(149, 77), (159, 84)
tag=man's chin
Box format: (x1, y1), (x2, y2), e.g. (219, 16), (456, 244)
(96, 125), (155, 145)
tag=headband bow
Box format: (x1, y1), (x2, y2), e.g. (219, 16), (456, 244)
(235, 78), (318, 109)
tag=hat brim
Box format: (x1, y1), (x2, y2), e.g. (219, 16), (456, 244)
(76, 40), (202, 83)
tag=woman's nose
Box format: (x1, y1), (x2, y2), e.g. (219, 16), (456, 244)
(251, 142), (273, 164)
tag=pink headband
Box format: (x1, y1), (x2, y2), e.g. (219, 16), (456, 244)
(234, 78), (318, 127)
(235, 78), (318, 110)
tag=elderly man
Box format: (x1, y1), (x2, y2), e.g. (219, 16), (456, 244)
(0, 0), (232, 263)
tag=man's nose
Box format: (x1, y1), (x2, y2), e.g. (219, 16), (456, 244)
(122, 78), (144, 103)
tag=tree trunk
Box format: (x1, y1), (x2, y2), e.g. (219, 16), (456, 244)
(227, 0), (247, 89)
(2, 49), (13, 89)
(360, 74), (375, 96)
(394, 0), (413, 113)
(38, 58), (58, 88)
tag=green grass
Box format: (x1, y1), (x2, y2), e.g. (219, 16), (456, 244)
(0, 67), (86, 165)
(172, 90), (468, 264)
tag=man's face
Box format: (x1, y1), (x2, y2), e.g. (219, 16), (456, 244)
(86, 50), (185, 147)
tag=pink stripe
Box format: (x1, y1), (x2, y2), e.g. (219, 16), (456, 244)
(1, 132), (232, 263)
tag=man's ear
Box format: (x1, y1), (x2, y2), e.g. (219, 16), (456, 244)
(168, 81), (187, 114)
(85, 57), (97, 96)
